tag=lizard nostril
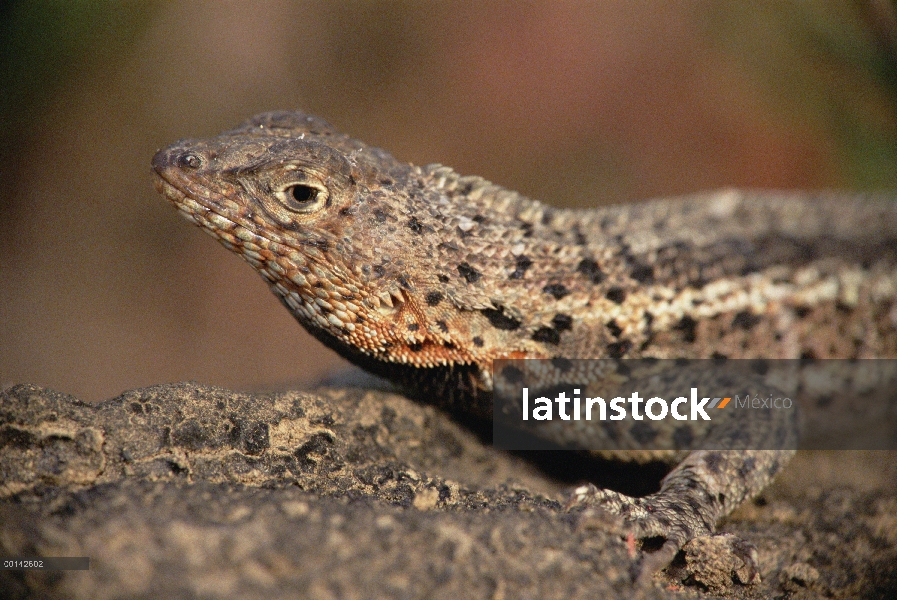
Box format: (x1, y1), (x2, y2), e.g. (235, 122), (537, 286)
(177, 152), (202, 169)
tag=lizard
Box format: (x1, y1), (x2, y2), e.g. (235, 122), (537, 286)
(152, 110), (897, 582)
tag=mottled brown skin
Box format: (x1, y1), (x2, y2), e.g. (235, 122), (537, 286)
(153, 111), (897, 581)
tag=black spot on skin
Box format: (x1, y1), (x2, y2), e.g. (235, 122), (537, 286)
(576, 259), (605, 284)
(481, 306), (521, 331)
(606, 319), (623, 338)
(519, 222), (533, 237)
(373, 209), (389, 223)
(639, 335), (655, 352)
(739, 263), (760, 277)
(750, 360), (770, 375)
(643, 311), (654, 329)
(690, 276), (710, 290)
(794, 306), (812, 319)
(380, 178), (394, 185)
(339, 207), (353, 217)
(472, 336), (484, 347)
(551, 314), (573, 331)
(631, 422), (658, 444)
(673, 426), (694, 447)
(443, 341), (456, 349)
(736, 457), (756, 479)
(532, 327), (561, 345)
(373, 265), (386, 277)
(711, 351), (728, 360)
(408, 342), (423, 352)
(509, 255), (533, 279)
(397, 274), (412, 290)
(407, 216), (423, 234)
(407, 323), (419, 332)
(605, 287), (627, 304)
(541, 211), (554, 225)
(732, 311), (761, 331)
(306, 239), (330, 252)
(836, 302), (853, 314)
(425, 291), (443, 306)
(703, 452), (724, 474)
(800, 350), (817, 360)
(437, 274), (450, 283)
(457, 262), (482, 283)
(501, 366), (524, 383)
(551, 357), (572, 372)
(630, 263), (654, 283)
(472, 214), (486, 223)
(675, 316), (698, 343)
(607, 340), (632, 358)
(573, 226), (587, 246)
(543, 283), (570, 300)
(435, 320), (449, 333)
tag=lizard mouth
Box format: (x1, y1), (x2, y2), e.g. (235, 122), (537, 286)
(152, 147), (280, 252)
(153, 168), (318, 264)
(152, 171), (236, 235)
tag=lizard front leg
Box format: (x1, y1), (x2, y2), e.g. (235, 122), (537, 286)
(570, 449), (793, 583)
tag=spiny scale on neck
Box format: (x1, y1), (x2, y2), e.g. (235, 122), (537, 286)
(153, 111), (897, 412)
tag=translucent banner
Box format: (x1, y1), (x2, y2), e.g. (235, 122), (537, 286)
(492, 359), (897, 450)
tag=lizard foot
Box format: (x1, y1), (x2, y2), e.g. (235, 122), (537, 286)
(567, 484), (759, 588)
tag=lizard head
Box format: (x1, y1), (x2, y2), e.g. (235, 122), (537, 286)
(152, 111), (502, 373)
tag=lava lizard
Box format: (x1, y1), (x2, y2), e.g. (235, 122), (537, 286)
(152, 110), (897, 579)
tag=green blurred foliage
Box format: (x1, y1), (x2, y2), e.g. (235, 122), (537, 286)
(2, 1), (896, 190)
(0, 1), (157, 154)
(709, 1), (897, 188)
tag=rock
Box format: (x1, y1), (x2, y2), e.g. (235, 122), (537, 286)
(1, 382), (895, 599)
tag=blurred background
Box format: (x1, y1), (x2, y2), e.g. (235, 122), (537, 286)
(2, 1), (896, 403)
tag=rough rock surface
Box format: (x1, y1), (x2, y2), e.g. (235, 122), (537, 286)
(1, 382), (895, 599)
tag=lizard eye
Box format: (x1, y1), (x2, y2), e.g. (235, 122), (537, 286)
(275, 182), (329, 213)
